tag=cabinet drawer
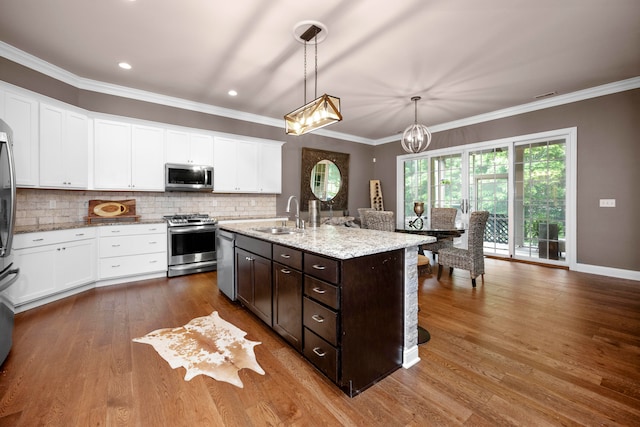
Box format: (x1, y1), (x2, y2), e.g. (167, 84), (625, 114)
(99, 252), (167, 279)
(236, 235), (271, 258)
(304, 275), (339, 310)
(304, 297), (338, 346)
(304, 253), (340, 284)
(273, 244), (302, 270)
(99, 234), (166, 258)
(14, 227), (96, 249)
(303, 328), (338, 384)
(98, 223), (167, 237)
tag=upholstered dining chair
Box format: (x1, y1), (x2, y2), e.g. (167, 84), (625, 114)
(357, 207), (375, 229)
(422, 207), (458, 259)
(362, 210), (395, 232)
(437, 210), (490, 287)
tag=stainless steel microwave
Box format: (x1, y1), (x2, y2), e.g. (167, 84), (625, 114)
(165, 163), (213, 192)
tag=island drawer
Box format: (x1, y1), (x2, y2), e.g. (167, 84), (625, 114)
(304, 275), (339, 310)
(273, 244), (302, 270)
(303, 328), (338, 383)
(236, 235), (271, 259)
(304, 297), (338, 346)
(304, 253), (340, 284)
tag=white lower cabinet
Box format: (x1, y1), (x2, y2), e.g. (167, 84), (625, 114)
(98, 223), (167, 280)
(11, 228), (97, 307)
(11, 223), (168, 311)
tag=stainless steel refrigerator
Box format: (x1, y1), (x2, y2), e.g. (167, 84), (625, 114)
(0, 119), (20, 365)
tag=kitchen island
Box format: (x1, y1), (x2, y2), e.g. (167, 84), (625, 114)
(218, 220), (435, 396)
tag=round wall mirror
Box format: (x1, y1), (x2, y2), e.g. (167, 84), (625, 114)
(310, 160), (341, 201)
(300, 148), (349, 211)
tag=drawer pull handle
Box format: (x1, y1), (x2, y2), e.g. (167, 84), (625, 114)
(245, 256), (254, 261)
(312, 287), (326, 294)
(150, 260), (157, 263)
(112, 264), (120, 268)
(312, 347), (326, 357)
(112, 244), (120, 247)
(33, 238), (44, 242)
(280, 253), (291, 259)
(281, 268), (291, 274)
(75, 233), (84, 237)
(149, 241), (157, 244)
(312, 264), (326, 270)
(111, 230), (121, 233)
(311, 314), (325, 323)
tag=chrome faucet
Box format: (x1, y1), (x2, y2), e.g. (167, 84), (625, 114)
(286, 195), (301, 228)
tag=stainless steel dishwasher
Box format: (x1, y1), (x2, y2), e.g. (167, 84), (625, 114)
(216, 229), (236, 300)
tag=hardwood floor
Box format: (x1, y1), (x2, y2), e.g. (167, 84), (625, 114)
(1, 258), (639, 426)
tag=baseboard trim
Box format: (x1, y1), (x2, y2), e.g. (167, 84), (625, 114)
(403, 345), (420, 369)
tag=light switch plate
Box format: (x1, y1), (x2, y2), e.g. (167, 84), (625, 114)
(599, 199), (616, 207)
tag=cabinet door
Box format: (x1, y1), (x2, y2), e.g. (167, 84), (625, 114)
(252, 254), (272, 325)
(213, 137), (238, 191)
(64, 110), (89, 188)
(3, 91), (38, 186)
(94, 119), (132, 189)
(235, 140), (259, 192)
(189, 133), (213, 166)
(273, 262), (303, 351)
(40, 105), (88, 189)
(131, 124), (165, 190)
(236, 248), (254, 307)
(165, 130), (190, 164)
(10, 245), (57, 304)
(258, 142), (282, 193)
(39, 103), (65, 187)
(55, 239), (96, 291)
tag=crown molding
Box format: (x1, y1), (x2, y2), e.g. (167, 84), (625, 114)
(373, 76), (640, 145)
(2, 42), (637, 146)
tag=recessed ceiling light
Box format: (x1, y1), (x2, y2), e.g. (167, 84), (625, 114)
(118, 62), (132, 70)
(228, 90), (238, 97)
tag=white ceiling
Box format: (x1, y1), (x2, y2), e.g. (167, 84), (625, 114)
(1, 0), (638, 143)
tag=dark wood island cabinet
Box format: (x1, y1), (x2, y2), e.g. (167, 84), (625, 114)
(231, 229), (415, 397)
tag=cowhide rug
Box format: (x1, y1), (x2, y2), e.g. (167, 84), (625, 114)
(133, 311), (264, 388)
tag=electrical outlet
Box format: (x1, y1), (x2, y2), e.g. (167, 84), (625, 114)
(599, 199), (616, 207)
(49, 200), (56, 209)
(251, 199), (256, 207)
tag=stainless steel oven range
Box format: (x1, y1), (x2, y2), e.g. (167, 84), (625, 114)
(164, 214), (218, 277)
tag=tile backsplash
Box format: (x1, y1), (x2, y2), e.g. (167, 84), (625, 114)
(16, 189), (277, 227)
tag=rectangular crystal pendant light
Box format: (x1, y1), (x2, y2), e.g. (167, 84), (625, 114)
(284, 94), (342, 136)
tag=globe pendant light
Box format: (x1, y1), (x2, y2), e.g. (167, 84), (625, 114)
(401, 96), (431, 153)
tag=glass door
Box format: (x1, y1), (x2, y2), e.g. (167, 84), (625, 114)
(398, 128), (574, 267)
(513, 139), (567, 262)
(467, 147), (510, 256)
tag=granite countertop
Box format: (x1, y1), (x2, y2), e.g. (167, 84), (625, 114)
(219, 220), (436, 260)
(14, 219), (166, 234)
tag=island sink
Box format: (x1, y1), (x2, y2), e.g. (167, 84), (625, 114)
(253, 226), (302, 235)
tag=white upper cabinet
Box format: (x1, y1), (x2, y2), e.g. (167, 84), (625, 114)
(213, 137), (257, 192)
(166, 130), (213, 166)
(1, 90), (39, 186)
(39, 103), (89, 189)
(94, 119), (165, 191)
(131, 124), (165, 190)
(213, 136), (282, 193)
(258, 141), (283, 193)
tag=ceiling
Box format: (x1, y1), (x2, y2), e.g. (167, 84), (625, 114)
(1, 0), (638, 143)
